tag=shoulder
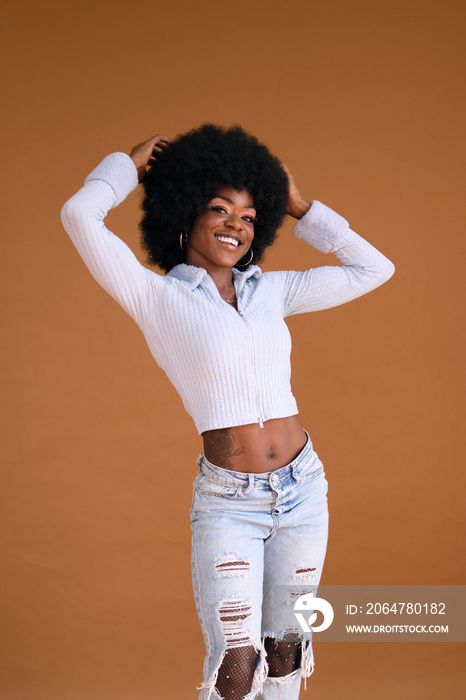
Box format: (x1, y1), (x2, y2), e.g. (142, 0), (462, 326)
(261, 270), (292, 286)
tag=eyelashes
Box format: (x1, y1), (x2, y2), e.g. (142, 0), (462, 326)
(209, 205), (256, 224)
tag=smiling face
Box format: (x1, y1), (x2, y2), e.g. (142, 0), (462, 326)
(185, 186), (256, 272)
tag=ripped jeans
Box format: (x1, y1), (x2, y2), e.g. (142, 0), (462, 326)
(190, 431), (329, 700)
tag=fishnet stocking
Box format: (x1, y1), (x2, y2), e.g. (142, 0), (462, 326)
(264, 633), (302, 677)
(215, 646), (257, 700)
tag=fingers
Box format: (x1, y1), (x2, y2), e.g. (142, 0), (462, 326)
(148, 133), (171, 145)
(130, 134), (171, 158)
(129, 134), (172, 182)
(138, 134), (171, 149)
(279, 162), (310, 218)
(280, 162), (295, 184)
(148, 135), (171, 161)
(148, 134), (172, 151)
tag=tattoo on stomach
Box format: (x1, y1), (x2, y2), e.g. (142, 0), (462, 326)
(203, 428), (245, 469)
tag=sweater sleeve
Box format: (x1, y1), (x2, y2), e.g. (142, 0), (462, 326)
(276, 200), (395, 317)
(60, 152), (158, 326)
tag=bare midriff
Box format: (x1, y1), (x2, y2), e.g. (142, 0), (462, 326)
(201, 415), (308, 473)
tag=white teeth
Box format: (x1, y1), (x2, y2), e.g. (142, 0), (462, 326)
(216, 235), (239, 247)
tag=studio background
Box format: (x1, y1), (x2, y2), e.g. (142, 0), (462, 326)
(1, 0), (465, 698)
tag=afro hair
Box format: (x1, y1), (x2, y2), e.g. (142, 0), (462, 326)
(139, 123), (289, 273)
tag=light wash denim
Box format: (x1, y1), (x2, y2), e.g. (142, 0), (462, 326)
(190, 431), (329, 700)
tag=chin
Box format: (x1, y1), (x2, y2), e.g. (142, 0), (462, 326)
(213, 253), (242, 267)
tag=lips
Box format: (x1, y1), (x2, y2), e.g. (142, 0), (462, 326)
(214, 234), (241, 248)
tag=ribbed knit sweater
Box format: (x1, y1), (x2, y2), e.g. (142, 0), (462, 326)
(61, 152), (395, 434)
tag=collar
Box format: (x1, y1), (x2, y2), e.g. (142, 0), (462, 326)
(166, 263), (262, 291)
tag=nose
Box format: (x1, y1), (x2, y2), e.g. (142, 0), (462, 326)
(225, 212), (243, 231)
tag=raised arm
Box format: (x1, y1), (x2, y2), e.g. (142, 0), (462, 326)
(272, 164), (395, 317)
(60, 135), (171, 326)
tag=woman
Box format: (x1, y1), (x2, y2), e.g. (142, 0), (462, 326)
(61, 124), (395, 700)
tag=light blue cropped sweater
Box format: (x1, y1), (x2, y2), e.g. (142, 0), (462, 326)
(61, 152), (395, 434)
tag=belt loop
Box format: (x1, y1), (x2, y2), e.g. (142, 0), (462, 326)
(292, 462), (302, 485)
(243, 474), (254, 495)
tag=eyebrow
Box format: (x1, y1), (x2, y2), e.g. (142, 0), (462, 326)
(214, 195), (256, 210)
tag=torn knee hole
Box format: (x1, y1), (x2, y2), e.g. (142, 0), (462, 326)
(218, 597), (253, 648)
(264, 634), (302, 677)
(215, 598), (259, 700)
(216, 646), (258, 700)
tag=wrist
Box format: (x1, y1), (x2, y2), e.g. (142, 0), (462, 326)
(290, 199), (311, 220)
(129, 155), (145, 183)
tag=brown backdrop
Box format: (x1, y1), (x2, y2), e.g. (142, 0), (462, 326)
(2, 0), (465, 698)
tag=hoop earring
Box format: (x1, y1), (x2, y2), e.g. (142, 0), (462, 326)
(236, 248), (254, 267)
(179, 231), (187, 251)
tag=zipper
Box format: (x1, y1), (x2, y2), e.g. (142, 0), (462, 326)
(238, 309), (264, 429)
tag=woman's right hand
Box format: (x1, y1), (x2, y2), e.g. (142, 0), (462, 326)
(129, 134), (172, 183)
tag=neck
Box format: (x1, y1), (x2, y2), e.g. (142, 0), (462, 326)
(185, 254), (235, 294)
(207, 267), (235, 294)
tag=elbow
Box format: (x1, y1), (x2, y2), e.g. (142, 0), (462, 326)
(60, 196), (77, 230)
(60, 193), (92, 236)
(377, 257), (395, 285)
(382, 257), (396, 283)
(356, 257), (395, 294)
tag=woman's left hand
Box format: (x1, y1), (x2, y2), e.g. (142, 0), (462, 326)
(281, 163), (311, 219)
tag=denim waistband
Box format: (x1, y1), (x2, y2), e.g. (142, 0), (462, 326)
(197, 429), (315, 489)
